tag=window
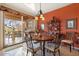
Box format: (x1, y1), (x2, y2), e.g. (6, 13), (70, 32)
(3, 12), (23, 47)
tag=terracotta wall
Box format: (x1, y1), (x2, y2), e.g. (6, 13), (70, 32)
(37, 3), (79, 34)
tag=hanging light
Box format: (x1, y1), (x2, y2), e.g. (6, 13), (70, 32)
(35, 3), (44, 21)
(35, 16), (38, 20)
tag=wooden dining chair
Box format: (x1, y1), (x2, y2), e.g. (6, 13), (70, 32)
(45, 33), (62, 56)
(24, 32), (41, 56)
(61, 32), (75, 52)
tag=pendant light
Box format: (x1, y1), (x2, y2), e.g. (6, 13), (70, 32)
(35, 3), (45, 21)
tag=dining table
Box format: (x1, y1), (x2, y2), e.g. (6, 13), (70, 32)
(32, 33), (54, 56)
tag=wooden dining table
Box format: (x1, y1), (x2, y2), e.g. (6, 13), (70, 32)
(32, 33), (54, 56)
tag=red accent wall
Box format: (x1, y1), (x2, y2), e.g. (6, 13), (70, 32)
(37, 3), (79, 34)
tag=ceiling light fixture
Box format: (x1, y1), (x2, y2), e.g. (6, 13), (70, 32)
(35, 3), (44, 21)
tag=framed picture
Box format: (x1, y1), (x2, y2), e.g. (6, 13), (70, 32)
(66, 18), (76, 29)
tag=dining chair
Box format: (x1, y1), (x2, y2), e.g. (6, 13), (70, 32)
(61, 32), (75, 52)
(24, 32), (41, 56)
(45, 33), (62, 56)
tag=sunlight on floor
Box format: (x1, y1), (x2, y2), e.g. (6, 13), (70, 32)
(0, 43), (32, 56)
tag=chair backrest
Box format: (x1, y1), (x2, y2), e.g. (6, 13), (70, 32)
(54, 33), (62, 49)
(66, 32), (75, 40)
(24, 32), (34, 49)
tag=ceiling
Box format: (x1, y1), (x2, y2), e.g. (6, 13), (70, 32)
(0, 3), (71, 16)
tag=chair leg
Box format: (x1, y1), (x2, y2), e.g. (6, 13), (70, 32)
(33, 54), (34, 56)
(32, 52), (35, 56)
(26, 50), (29, 56)
(40, 42), (42, 55)
(53, 51), (56, 56)
(53, 53), (55, 56)
(58, 49), (60, 56)
(73, 43), (74, 50)
(46, 49), (49, 53)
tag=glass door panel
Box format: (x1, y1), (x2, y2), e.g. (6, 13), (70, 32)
(4, 15), (23, 47)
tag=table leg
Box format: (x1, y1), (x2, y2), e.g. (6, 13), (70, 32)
(40, 42), (42, 55)
(69, 44), (72, 52)
(43, 41), (45, 56)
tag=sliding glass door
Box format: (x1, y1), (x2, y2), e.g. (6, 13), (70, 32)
(3, 12), (23, 47)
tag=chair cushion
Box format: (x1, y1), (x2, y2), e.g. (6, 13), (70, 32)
(61, 40), (73, 44)
(27, 41), (40, 49)
(33, 42), (41, 48)
(45, 46), (55, 52)
(27, 47), (41, 53)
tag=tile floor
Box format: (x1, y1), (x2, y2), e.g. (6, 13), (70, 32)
(0, 43), (79, 56)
